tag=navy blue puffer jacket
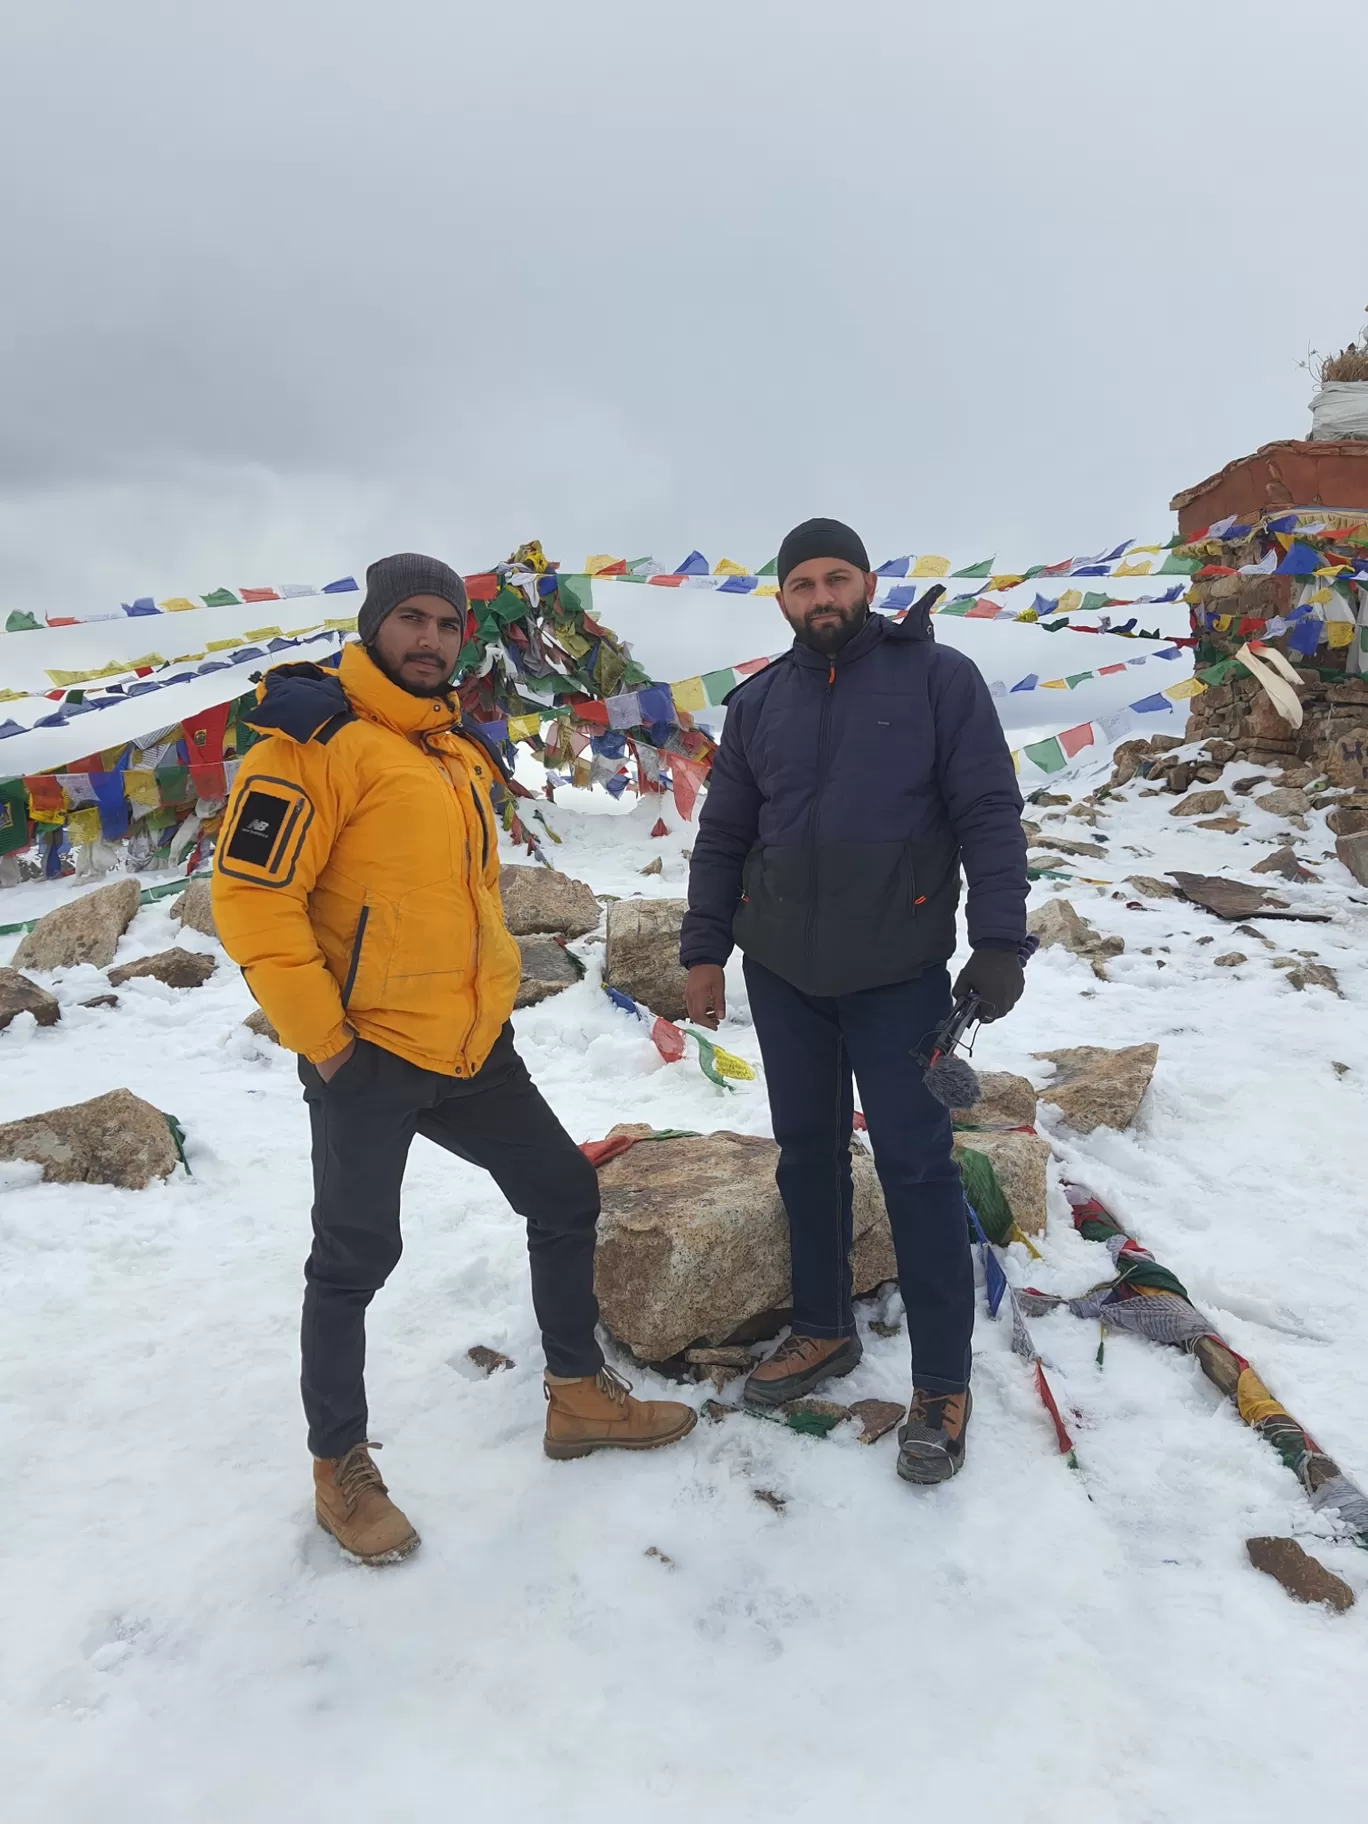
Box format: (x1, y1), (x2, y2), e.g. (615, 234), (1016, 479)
(679, 608), (1028, 997)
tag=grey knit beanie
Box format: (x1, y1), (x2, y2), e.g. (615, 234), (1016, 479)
(358, 552), (468, 645)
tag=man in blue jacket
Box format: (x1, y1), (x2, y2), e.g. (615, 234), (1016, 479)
(680, 518), (1029, 1483)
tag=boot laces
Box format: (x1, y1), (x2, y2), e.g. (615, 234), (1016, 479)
(767, 1333), (830, 1369)
(596, 1366), (632, 1406)
(335, 1441), (387, 1507)
(907, 1391), (962, 1435)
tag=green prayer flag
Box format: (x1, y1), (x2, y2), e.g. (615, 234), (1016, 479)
(557, 574), (592, 617)
(1196, 659), (1240, 685)
(756, 557), (778, 577)
(1157, 553), (1198, 575)
(1065, 672), (1094, 689)
(1079, 592), (1110, 615)
(487, 586), (528, 627)
(5, 610), (41, 632)
(201, 588), (241, 607)
(1022, 736), (1067, 774)
(155, 764), (192, 806)
(0, 776), (29, 855)
(702, 668), (735, 707)
(936, 597), (975, 616)
(952, 558), (994, 578)
(1020, 565), (1047, 581)
(954, 1144), (1015, 1246)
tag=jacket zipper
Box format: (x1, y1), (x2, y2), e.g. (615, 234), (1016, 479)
(469, 784), (491, 870)
(340, 905), (369, 1007)
(805, 662), (837, 967)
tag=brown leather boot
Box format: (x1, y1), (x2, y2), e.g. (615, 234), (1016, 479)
(897, 1388), (972, 1485)
(313, 1442), (420, 1563)
(743, 1332), (863, 1409)
(544, 1366), (697, 1459)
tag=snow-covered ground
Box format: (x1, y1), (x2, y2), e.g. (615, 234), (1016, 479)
(3, 746), (1366, 1823)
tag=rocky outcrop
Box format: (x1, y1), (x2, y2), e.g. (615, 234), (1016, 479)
(1027, 897), (1124, 978)
(603, 898), (689, 1019)
(513, 935), (581, 1008)
(12, 878), (142, 972)
(0, 968), (61, 1032)
(1336, 831), (1368, 887)
(1170, 790), (1229, 818)
(170, 878), (218, 938)
(108, 948), (216, 990)
(1032, 1043), (1159, 1135)
(0, 1088), (180, 1188)
(593, 1129), (895, 1362)
(498, 865), (601, 938)
(1324, 727), (1368, 789)
(1253, 788), (1310, 820)
(965, 1071), (1038, 1127)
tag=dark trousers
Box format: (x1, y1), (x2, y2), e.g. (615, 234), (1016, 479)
(743, 957), (974, 1395)
(298, 1026), (603, 1458)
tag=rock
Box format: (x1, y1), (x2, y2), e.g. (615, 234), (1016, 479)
(592, 1130), (896, 1362)
(243, 1007), (279, 1042)
(0, 1088), (179, 1188)
(1254, 788), (1311, 819)
(603, 898), (689, 1020)
(1027, 898), (1124, 978)
(638, 856), (663, 876)
(1327, 805), (1368, 837)
(954, 1129), (1051, 1234)
(848, 1398), (906, 1444)
(1125, 875), (1180, 900)
(1170, 790), (1229, 817)
(1109, 734), (1183, 787)
(1336, 831), (1368, 888)
(1166, 872), (1325, 922)
(1285, 962), (1342, 996)
(0, 967), (61, 1032)
(1245, 1537), (1354, 1613)
(964, 1070), (1037, 1127)
(1250, 845), (1316, 881)
(1195, 817), (1245, 833)
(1323, 727), (1368, 789)
(513, 935), (581, 1008)
(1213, 952), (1246, 967)
(11, 878), (142, 972)
(467, 1345), (514, 1375)
(1027, 834), (1107, 859)
(108, 948), (217, 990)
(79, 994), (120, 1011)
(170, 878), (218, 938)
(498, 864), (600, 938)
(1032, 1043), (1159, 1135)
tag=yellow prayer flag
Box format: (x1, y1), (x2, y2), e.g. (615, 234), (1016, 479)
(1039, 679), (1069, 690)
(584, 555), (622, 577)
(1306, 587), (1332, 605)
(1010, 750), (1022, 773)
(171, 651), (207, 664)
(45, 654), (165, 687)
(1056, 589), (1082, 616)
(207, 636), (245, 652)
(66, 806), (102, 845)
(0, 688), (29, 702)
(712, 558), (748, 576)
(507, 714), (541, 742)
(1327, 620), (1355, 648)
(124, 768), (161, 810)
(1127, 544), (1163, 555)
(244, 625), (283, 641)
(1113, 559), (1152, 576)
(671, 677), (707, 714)
(1163, 677), (1206, 700)
(159, 597), (199, 612)
(1214, 615), (1233, 633)
(911, 556), (950, 577)
(324, 616), (358, 632)
(754, 583), (780, 596)
(571, 757), (592, 789)
(987, 574), (1024, 594)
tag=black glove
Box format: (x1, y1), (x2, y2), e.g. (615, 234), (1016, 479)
(952, 947), (1025, 1023)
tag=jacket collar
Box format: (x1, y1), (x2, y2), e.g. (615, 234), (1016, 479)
(340, 642), (460, 740)
(789, 610), (889, 672)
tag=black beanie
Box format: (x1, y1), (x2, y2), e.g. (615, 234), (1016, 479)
(776, 518), (870, 587)
(358, 552), (468, 645)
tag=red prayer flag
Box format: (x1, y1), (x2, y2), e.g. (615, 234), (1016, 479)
(1058, 722), (1095, 758)
(647, 574), (686, 587)
(650, 1017), (687, 1064)
(733, 657), (770, 676)
(181, 701), (230, 766)
(464, 572), (500, 602)
(189, 762), (227, 801)
(650, 817), (669, 838)
(671, 755), (703, 822)
(1034, 1362), (1075, 1456)
(1098, 663), (1127, 676)
(240, 587), (281, 603)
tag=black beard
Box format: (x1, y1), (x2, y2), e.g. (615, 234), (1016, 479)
(368, 643), (453, 698)
(796, 603), (868, 655)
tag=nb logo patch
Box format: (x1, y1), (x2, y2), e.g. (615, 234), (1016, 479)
(218, 778), (313, 886)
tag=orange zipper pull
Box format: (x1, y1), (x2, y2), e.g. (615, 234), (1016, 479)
(828, 662), (836, 685)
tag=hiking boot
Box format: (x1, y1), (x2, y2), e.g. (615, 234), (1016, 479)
(313, 1442), (420, 1564)
(743, 1333), (863, 1410)
(544, 1366), (697, 1459)
(896, 1388), (972, 1485)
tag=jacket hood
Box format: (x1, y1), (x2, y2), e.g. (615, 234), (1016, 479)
(241, 662), (351, 744)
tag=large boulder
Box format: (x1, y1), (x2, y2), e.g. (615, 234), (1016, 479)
(108, 948), (216, 990)
(954, 1129), (1050, 1234)
(1032, 1043), (1159, 1135)
(498, 865), (600, 938)
(0, 967), (61, 1032)
(170, 878), (218, 939)
(514, 935), (581, 1008)
(12, 878), (142, 972)
(593, 1130), (896, 1362)
(964, 1070), (1037, 1127)
(1324, 728), (1368, 790)
(0, 1088), (180, 1188)
(1336, 831), (1368, 888)
(1027, 897), (1124, 978)
(603, 898), (689, 1020)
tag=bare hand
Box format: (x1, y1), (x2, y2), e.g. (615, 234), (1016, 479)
(316, 1038), (356, 1082)
(684, 964), (726, 1031)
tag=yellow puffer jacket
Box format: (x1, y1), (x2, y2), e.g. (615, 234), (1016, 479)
(212, 642), (522, 1076)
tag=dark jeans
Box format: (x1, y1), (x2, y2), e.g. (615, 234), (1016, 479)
(743, 957), (974, 1395)
(298, 1026), (603, 1458)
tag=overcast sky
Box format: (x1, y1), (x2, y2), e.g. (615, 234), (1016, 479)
(2, 0), (1364, 629)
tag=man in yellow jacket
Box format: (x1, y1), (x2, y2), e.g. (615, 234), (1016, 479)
(213, 553), (694, 1564)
